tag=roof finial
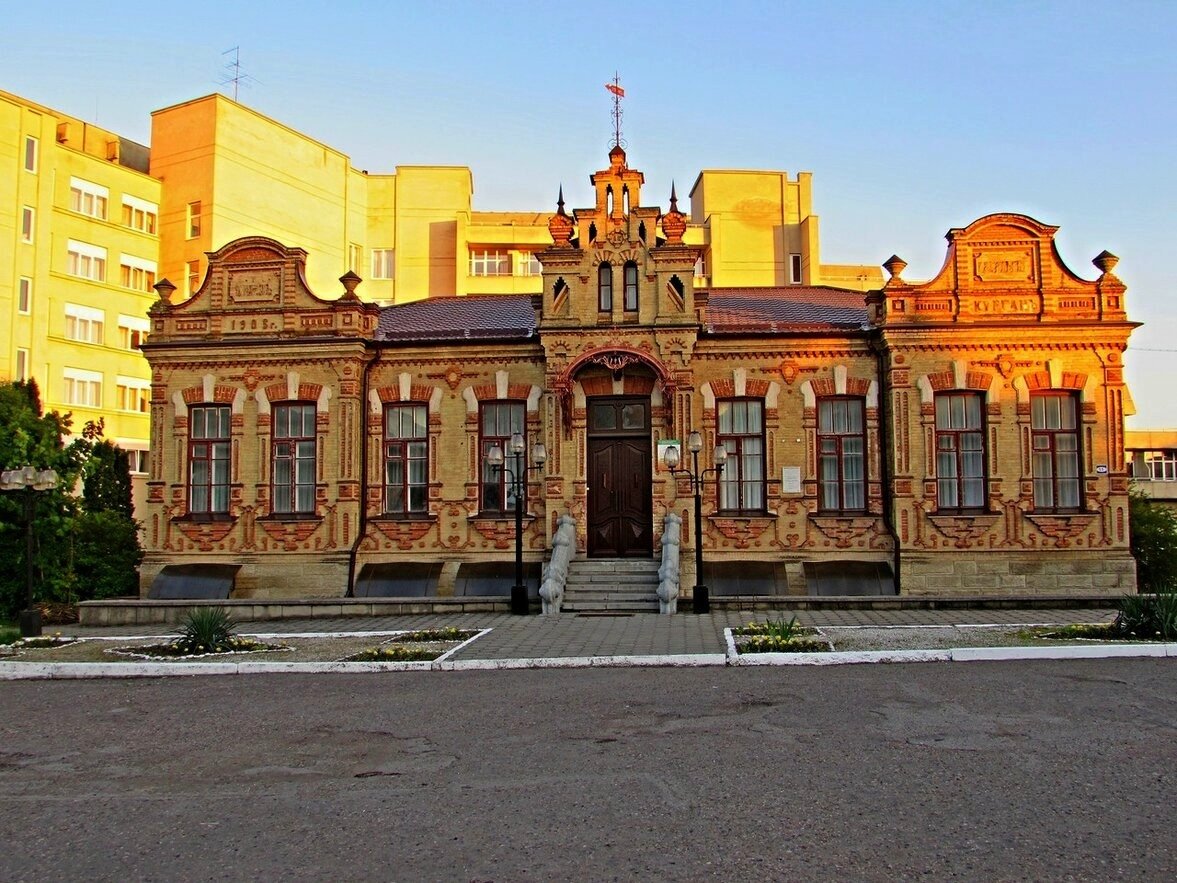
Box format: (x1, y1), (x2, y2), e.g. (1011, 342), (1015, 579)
(557, 184), (566, 214)
(669, 181), (679, 211)
(605, 72), (625, 149)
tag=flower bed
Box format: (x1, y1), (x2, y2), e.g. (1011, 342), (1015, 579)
(731, 617), (832, 654)
(106, 637), (292, 660)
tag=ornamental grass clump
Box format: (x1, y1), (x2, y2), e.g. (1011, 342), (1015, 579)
(1114, 590), (1177, 641)
(174, 607), (238, 654)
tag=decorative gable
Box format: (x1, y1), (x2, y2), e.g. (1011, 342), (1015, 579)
(148, 236), (380, 342)
(869, 213), (1127, 327)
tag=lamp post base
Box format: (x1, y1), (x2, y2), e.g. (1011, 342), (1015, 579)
(693, 585), (710, 615)
(18, 607), (42, 637)
(510, 584), (529, 616)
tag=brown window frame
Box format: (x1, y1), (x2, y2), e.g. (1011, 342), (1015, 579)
(717, 397), (766, 514)
(597, 262), (613, 311)
(623, 261), (638, 312)
(188, 404), (231, 517)
(817, 396), (867, 514)
(1031, 391), (1083, 512)
(479, 400), (526, 514)
(934, 392), (987, 513)
(272, 402), (317, 515)
(384, 404), (429, 515)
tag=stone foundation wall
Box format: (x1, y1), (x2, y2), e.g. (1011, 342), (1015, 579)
(900, 551), (1136, 596)
(139, 554), (352, 600)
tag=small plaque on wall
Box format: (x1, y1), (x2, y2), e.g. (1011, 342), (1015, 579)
(782, 466), (802, 494)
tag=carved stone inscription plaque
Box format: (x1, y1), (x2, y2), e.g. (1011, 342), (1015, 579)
(229, 269), (281, 305)
(973, 249), (1034, 283)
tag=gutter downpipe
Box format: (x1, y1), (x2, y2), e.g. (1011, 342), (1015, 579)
(873, 335), (903, 595)
(346, 345), (377, 598)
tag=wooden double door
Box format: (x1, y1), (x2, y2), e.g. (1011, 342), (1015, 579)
(587, 397), (652, 558)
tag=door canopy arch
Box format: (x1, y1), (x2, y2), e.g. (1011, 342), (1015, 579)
(553, 346), (676, 435)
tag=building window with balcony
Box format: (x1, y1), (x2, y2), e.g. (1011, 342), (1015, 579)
(65, 303), (105, 345)
(623, 261), (639, 312)
(384, 404), (428, 515)
(817, 397), (866, 513)
(187, 201), (202, 239)
(935, 392), (986, 512)
(120, 255), (157, 292)
(21, 207), (34, 243)
(67, 240), (107, 282)
(24, 136), (38, 173)
(371, 248), (394, 279)
(598, 262), (613, 311)
(18, 277), (32, 314)
(116, 377), (151, 413)
(717, 398), (766, 513)
(188, 404), (230, 516)
(63, 367), (102, 408)
(272, 403), (317, 515)
(1031, 392), (1082, 511)
(121, 196), (158, 234)
(69, 178), (109, 220)
(470, 249), (509, 277)
(480, 401), (525, 513)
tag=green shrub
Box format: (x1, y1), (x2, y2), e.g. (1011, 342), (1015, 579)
(175, 607), (237, 654)
(71, 510), (143, 599)
(1129, 490), (1177, 593)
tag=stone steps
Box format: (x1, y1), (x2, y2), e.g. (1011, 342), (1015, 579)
(562, 559), (663, 613)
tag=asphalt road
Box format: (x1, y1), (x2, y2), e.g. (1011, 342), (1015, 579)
(2, 660), (1175, 882)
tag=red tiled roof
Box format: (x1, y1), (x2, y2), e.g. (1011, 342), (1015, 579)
(377, 295), (536, 342)
(704, 286), (869, 333)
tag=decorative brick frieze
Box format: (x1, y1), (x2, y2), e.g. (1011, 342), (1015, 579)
(711, 516), (773, 549)
(173, 519), (237, 552)
(926, 513), (1002, 548)
(370, 517), (436, 550)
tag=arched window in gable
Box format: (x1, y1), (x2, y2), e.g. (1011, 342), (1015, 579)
(623, 261), (639, 312)
(598, 262), (613, 311)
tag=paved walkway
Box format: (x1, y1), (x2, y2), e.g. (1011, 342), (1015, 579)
(60, 607), (1117, 661)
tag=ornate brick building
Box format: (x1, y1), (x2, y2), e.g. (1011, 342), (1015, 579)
(140, 147), (1137, 605)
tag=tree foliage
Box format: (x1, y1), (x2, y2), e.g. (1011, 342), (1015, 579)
(1129, 488), (1177, 594)
(0, 381), (142, 617)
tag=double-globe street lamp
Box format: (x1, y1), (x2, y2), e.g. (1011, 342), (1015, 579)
(664, 431), (727, 614)
(1, 466), (60, 637)
(487, 432), (547, 615)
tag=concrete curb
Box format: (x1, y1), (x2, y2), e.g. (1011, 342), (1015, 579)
(2, 643), (1176, 680)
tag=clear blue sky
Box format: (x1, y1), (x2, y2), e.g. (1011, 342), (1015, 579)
(5, 0), (1175, 425)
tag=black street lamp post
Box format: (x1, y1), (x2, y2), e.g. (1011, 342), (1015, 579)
(1, 466), (60, 637)
(488, 432), (547, 615)
(664, 431), (726, 614)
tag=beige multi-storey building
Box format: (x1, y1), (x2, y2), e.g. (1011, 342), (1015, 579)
(1, 89), (159, 490)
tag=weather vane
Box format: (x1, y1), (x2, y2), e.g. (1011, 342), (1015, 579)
(605, 72), (625, 149)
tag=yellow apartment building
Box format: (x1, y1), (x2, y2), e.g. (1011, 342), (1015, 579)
(4, 86), (885, 520)
(1, 89), (160, 496)
(149, 93), (878, 305)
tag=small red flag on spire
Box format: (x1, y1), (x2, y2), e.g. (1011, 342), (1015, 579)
(605, 82), (625, 97)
